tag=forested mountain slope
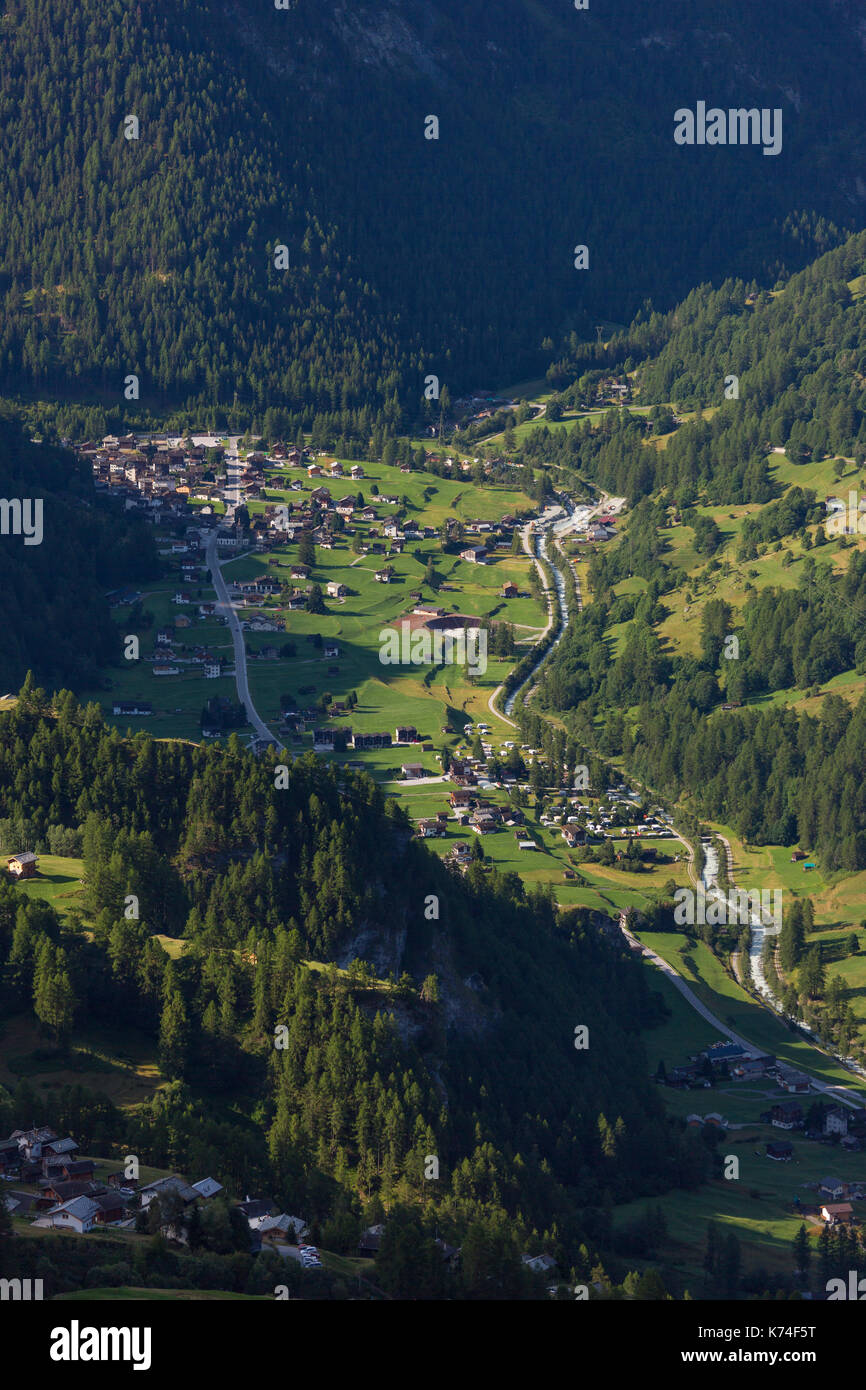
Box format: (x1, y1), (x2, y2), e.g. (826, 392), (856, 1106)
(527, 230), (866, 870)
(1, 0), (865, 429)
(0, 687), (707, 1295)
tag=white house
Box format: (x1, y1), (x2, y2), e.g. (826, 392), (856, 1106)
(42, 1195), (100, 1234)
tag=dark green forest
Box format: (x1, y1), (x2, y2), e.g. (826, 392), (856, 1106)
(0, 417), (156, 689)
(528, 231), (866, 869)
(0, 0), (863, 437)
(0, 682), (717, 1298)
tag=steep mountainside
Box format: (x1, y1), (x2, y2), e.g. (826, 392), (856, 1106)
(0, 0), (864, 427)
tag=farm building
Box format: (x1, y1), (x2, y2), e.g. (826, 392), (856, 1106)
(7, 852), (38, 879)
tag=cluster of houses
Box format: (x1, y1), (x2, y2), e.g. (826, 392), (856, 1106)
(667, 1043), (844, 1100)
(577, 514), (618, 545)
(0, 1127), (311, 1251)
(311, 724), (422, 753)
(0, 1127), (224, 1235)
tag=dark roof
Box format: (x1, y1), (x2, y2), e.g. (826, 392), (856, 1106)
(45, 1159), (96, 1175)
(39, 1179), (103, 1201)
(238, 1198), (273, 1220)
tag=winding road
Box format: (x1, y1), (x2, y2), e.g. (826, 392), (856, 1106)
(205, 530), (284, 750)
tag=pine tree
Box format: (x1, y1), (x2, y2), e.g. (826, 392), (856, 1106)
(792, 1224), (810, 1282)
(159, 987), (189, 1079)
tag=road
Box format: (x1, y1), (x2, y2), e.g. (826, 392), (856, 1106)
(620, 923), (765, 1057)
(204, 531), (284, 750)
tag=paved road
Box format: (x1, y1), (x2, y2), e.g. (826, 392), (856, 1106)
(620, 923), (764, 1056)
(205, 531), (284, 750)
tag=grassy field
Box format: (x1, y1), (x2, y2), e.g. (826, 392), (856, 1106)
(0, 1013), (163, 1106)
(613, 1128), (857, 1289)
(14, 855), (86, 924)
(637, 931), (866, 1096)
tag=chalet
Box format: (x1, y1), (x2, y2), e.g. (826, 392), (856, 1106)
(323, 643), (340, 659)
(326, 582), (346, 599)
(668, 1062), (701, 1087)
(777, 1067), (811, 1093)
(460, 546), (487, 564)
(766, 1140), (793, 1161)
(374, 566), (394, 583)
(395, 725), (418, 743)
(7, 1126), (58, 1161)
(7, 852), (38, 879)
(36, 1174), (98, 1205)
(350, 465), (365, 479)
(501, 582), (519, 598)
(43, 1159), (96, 1181)
(561, 826), (584, 848)
(819, 1178), (848, 1202)
(352, 732), (392, 750)
(313, 727), (352, 750)
(522, 1253), (558, 1275)
(450, 788), (475, 809)
(358, 1223), (386, 1257)
(769, 1101), (803, 1130)
(139, 1175), (199, 1210)
(821, 1203), (855, 1226)
(732, 1053), (775, 1078)
(237, 1197), (275, 1225)
(290, 563), (310, 581)
(417, 819), (444, 839)
(824, 1107), (848, 1137)
(401, 763), (424, 778)
(191, 1177), (224, 1201)
(93, 1190), (127, 1225)
(42, 1137), (79, 1162)
(703, 1042), (747, 1070)
(39, 1195), (99, 1235)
